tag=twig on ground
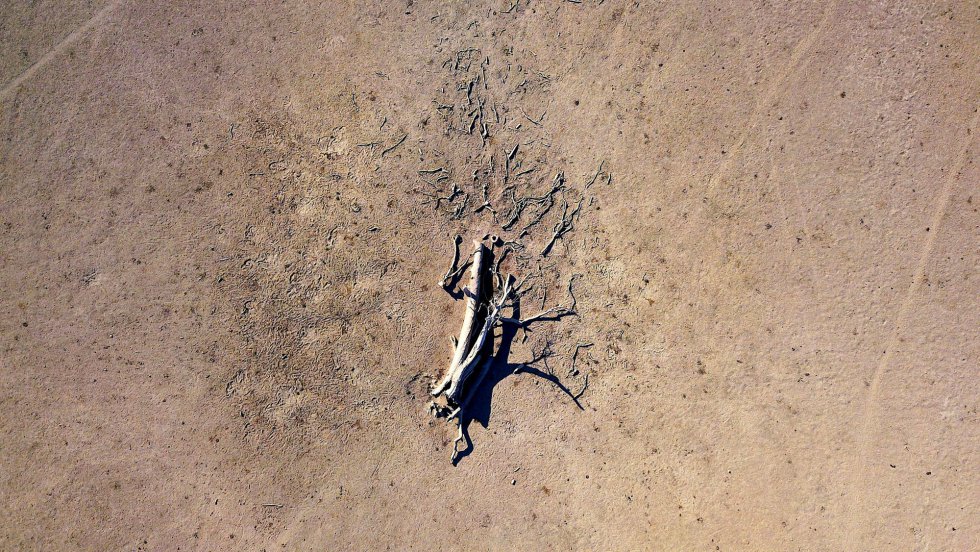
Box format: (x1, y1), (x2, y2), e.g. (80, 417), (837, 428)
(569, 341), (593, 376)
(474, 178), (498, 220)
(585, 160), (605, 189)
(501, 273), (579, 327)
(451, 421), (469, 463)
(572, 373), (589, 400)
(521, 108), (545, 126)
(502, 172), (565, 231)
(567, 273), (581, 311)
(438, 235), (463, 287)
(493, 246), (512, 280)
(381, 134), (408, 156)
(420, 183), (462, 209)
(501, 304), (572, 326)
(518, 193), (556, 237)
(450, 193), (470, 219)
(541, 194), (583, 256)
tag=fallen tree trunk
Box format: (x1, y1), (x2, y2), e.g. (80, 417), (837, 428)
(431, 240), (485, 396)
(449, 355), (495, 420)
(445, 276), (513, 404)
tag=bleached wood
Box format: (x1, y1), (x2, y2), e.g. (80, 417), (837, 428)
(431, 240), (485, 396)
(445, 277), (513, 404)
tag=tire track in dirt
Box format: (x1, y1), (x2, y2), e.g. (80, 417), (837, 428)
(703, 0), (840, 199)
(0, 0), (124, 101)
(843, 106), (979, 549)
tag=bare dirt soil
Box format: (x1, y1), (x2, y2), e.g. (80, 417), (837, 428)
(1, 1), (978, 550)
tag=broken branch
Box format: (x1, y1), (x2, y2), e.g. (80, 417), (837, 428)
(438, 235), (463, 287)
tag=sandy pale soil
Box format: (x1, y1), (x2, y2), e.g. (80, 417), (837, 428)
(1, 1), (978, 550)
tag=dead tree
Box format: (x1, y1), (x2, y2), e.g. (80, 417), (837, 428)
(430, 237), (579, 462)
(431, 240), (485, 396)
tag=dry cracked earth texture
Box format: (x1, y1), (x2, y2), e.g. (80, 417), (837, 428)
(1, 1), (978, 550)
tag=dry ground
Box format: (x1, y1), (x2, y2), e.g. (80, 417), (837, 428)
(1, 1), (978, 550)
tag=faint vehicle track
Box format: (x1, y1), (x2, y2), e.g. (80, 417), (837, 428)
(703, 0), (841, 199)
(0, 0), (125, 100)
(844, 106), (979, 549)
